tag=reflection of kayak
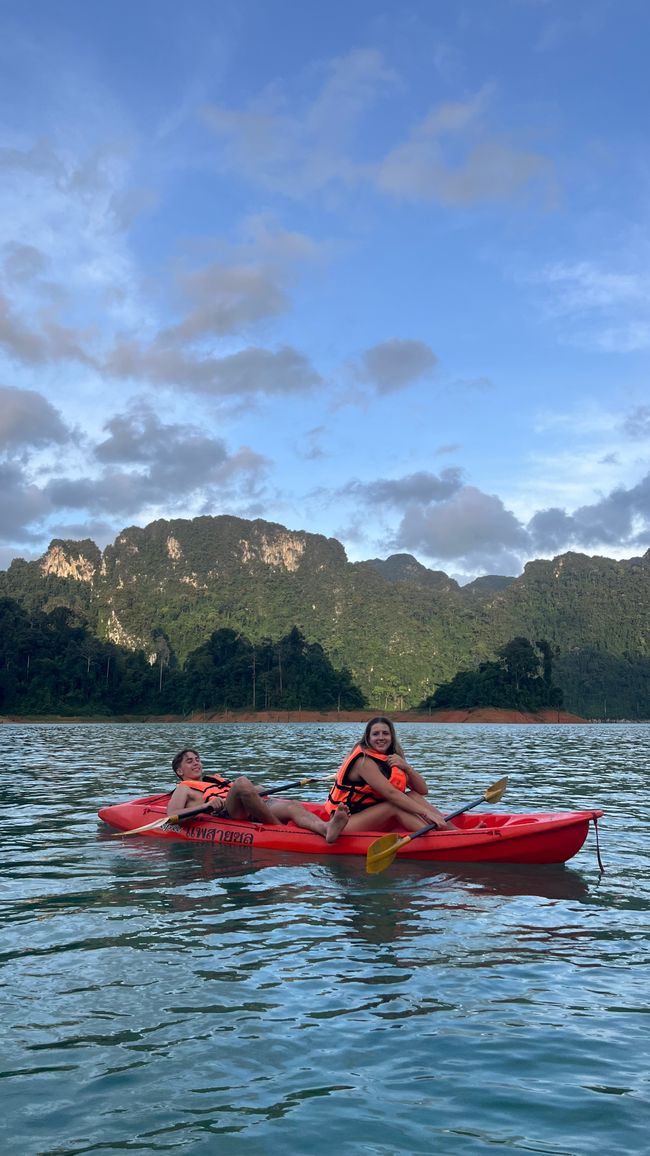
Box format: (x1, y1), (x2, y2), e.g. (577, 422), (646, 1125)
(98, 795), (603, 865)
(425, 863), (591, 900)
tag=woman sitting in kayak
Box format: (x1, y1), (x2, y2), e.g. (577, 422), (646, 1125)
(169, 748), (350, 844)
(325, 717), (455, 833)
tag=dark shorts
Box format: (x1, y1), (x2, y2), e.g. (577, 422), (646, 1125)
(209, 798), (229, 817)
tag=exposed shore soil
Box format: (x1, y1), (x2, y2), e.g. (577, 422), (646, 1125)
(2, 707), (589, 725)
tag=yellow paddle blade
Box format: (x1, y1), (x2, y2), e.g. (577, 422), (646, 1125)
(484, 776), (508, 804)
(365, 833), (409, 874)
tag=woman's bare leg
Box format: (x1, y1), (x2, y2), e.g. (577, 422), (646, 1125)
(344, 800), (451, 834)
(325, 804), (351, 843)
(342, 802), (405, 833)
(269, 800), (350, 843)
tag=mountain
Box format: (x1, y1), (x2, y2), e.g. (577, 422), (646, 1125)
(367, 553), (457, 591)
(2, 515), (650, 717)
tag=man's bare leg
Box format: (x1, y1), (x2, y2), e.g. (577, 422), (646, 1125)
(225, 777), (284, 824)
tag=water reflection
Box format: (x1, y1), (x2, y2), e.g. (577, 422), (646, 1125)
(97, 833), (593, 965)
(101, 823), (592, 897)
(405, 860), (591, 901)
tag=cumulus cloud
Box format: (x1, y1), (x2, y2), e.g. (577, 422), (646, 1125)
(0, 460), (52, 540)
(527, 506), (577, 553)
(622, 406), (650, 440)
(0, 385), (71, 451)
(348, 466), (650, 574)
(0, 295), (94, 367)
(45, 405), (270, 517)
(356, 339), (438, 394)
(105, 340), (322, 397)
(345, 468), (464, 507)
(528, 472), (650, 553)
(394, 486), (530, 560)
(1, 394), (271, 554)
(159, 216), (326, 343)
(61, 447), (265, 516)
(161, 264), (289, 341)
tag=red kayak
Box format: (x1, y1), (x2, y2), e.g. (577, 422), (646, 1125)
(98, 795), (603, 865)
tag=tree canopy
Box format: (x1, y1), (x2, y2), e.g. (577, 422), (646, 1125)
(0, 600), (366, 716)
(419, 637), (564, 713)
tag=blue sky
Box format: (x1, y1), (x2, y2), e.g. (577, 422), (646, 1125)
(1, 0), (649, 580)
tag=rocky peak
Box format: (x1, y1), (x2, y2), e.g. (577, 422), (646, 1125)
(240, 532), (306, 572)
(40, 540), (100, 583)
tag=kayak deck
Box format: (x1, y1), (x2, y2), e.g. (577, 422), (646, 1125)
(98, 795), (604, 865)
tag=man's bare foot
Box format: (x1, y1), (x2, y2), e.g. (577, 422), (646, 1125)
(326, 803), (350, 843)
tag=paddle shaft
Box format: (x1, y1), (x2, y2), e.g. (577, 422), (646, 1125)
(401, 790), (489, 845)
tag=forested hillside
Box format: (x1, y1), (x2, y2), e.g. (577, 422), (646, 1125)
(1, 515), (650, 718)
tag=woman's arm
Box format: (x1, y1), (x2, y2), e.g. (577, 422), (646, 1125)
(355, 757), (450, 826)
(397, 757), (429, 796)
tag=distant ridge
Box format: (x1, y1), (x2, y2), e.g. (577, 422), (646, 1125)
(2, 514), (650, 717)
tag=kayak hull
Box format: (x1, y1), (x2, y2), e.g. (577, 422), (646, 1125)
(98, 795), (603, 865)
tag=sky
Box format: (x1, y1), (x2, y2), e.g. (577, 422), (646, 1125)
(1, 0), (649, 582)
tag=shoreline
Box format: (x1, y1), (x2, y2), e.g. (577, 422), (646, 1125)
(1, 707), (590, 725)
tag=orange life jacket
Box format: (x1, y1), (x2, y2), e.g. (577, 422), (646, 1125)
(325, 745), (408, 814)
(182, 777), (231, 806)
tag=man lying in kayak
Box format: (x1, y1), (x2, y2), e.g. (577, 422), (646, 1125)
(168, 748), (350, 844)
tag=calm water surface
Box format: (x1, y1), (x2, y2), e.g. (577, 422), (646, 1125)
(1, 722), (648, 1155)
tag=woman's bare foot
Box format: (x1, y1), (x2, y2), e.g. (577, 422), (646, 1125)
(326, 803), (350, 843)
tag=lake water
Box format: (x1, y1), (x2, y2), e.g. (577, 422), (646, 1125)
(1, 721), (648, 1155)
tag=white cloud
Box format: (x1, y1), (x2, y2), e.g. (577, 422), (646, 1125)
(531, 259), (650, 352)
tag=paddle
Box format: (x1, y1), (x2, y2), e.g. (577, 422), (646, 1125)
(111, 772), (334, 838)
(365, 775), (509, 874)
